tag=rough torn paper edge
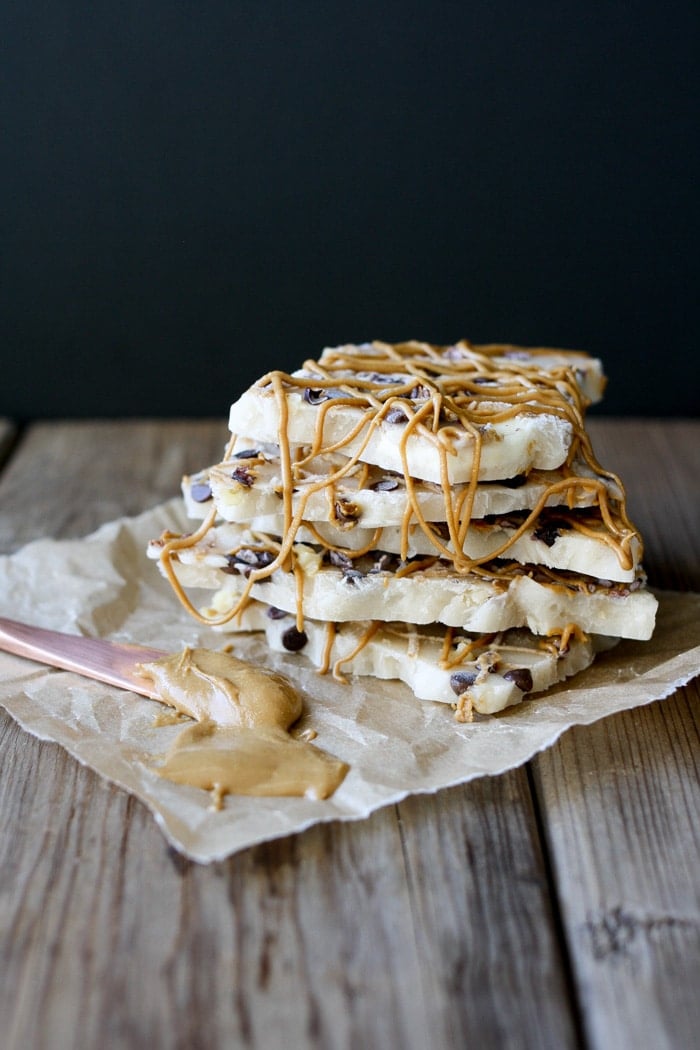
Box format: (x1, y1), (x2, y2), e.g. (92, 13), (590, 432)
(0, 500), (698, 863)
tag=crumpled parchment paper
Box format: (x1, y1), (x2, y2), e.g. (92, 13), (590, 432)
(1, 500), (699, 862)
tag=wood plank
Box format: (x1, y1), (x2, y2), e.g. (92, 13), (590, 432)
(0, 726), (431, 1049)
(0, 419), (228, 555)
(533, 418), (700, 1050)
(587, 418), (700, 590)
(533, 682), (700, 1050)
(396, 779), (580, 1048)
(0, 421), (579, 1050)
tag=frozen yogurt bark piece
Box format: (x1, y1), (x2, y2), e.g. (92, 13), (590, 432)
(169, 508), (641, 583)
(148, 529), (657, 640)
(228, 385), (573, 485)
(318, 341), (607, 406)
(227, 340), (603, 485)
(182, 452), (622, 526)
(216, 600), (617, 715)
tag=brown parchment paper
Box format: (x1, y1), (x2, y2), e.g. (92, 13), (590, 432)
(1, 499), (699, 863)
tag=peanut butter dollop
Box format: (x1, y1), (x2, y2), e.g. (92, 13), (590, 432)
(138, 647), (347, 805)
(138, 646), (302, 728)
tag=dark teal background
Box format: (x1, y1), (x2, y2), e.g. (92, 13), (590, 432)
(2, 2), (698, 419)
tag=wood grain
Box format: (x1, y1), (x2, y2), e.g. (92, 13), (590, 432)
(396, 779), (579, 1049)
(0, 421), (582, 1050)
(0, 419), (227, 554)
(587, 419), (700, 591)
(534, 418), (700, 1050)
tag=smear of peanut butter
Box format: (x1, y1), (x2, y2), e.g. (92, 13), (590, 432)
(138, 646), (302, 728)
(138, 647), (348, 806)
(155, 720), (348, 804)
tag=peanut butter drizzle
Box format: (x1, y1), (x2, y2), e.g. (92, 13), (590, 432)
(546, 622), (589, 653)
(332, 620), (382, 683)
(157, 341), (643, 665)
(138, 647), (348, 805)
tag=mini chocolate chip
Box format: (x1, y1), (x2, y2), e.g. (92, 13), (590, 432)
(450, 671), (477, 695)
(281, 626), (308, 651)
(223, 548), (274, 578)
(385, 406), (408, 424)
(364, 371), (403, 384)
(334, 498), (360, 524)
(303, 387), (331, 405)
(533, 520), (563, 547)
(231, 466), (254, 487)
(342, 568), (365, 585)
(222, 556), (252, 578)
(503, 668), (533, 692)
(255, 550), (276, 568)
(370, 476), (400, 492)
(233, 548), (259, 566)
(329, 550), (354, 570)
(190, 482), (213, 502)
(222, 554), (240, 574)
(266, 606), (289, 620)
(233, 448), (260, 459)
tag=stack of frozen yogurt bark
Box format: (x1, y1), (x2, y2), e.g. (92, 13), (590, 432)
(149, 340), (657, 719)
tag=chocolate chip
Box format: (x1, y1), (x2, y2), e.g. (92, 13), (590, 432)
(281, 626), (308, 651)
(503, 668), (533, 692)
(334, 498), (360, 524)
(450, 671), (477, 695)
(233, 448), (260, 459)
(266, 606), (288, 620)
(363, 372), (403, 384)
(385, 406), (408, 424)
(254, 550), (276, 569)
(231, 466), (254, 487)
(303, 387), (331, 405)
(190, 482), (212, 502)
(329, 549), (354, 571)
(342, 568), (365, 585)
(223, 548), (275, 578)
(370, 476), (400, 492)
(533, 520), (563, 547)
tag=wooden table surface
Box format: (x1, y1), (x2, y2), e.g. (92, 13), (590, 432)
(0, 418), (698, 1050)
